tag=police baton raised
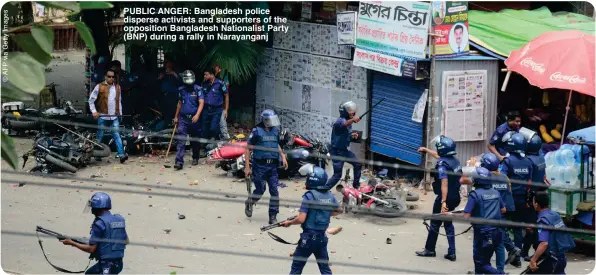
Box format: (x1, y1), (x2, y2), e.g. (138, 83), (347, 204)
(359, 97), (386, 119)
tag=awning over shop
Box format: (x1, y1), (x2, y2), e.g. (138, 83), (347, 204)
(469, 7), (595, 57)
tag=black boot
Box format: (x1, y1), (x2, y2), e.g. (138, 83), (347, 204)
(415, 249), (436, 257)
(174, 164), (183, 170)
(506, 247), (521, 265)
(119, 155), (128, 164)
(192, 159), (199, 166)
(268, 213), (277, 225)
(444, 253), (456, 261)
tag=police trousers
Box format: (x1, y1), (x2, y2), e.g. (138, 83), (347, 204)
(290, 232), (332, 275)
(251, 160), (279, 215)
(511, 196), (532, 258)
(425, 196), (460, 255)
(325, 148), (362, 189)
(202, 105), (223, 140)
(86, 259), (123, 275)
(175, 117), (201, 165)
(473, 229), (501, 274)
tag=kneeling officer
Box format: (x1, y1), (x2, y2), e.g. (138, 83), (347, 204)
(61, 192), (129, 274)
(173, 70), (204, 170)
(281, 165), (342, 274)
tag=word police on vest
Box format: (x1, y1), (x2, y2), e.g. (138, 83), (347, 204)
(514, 168), (529, 174)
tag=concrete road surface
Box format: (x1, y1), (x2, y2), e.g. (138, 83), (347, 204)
(2, 137), (595, 274)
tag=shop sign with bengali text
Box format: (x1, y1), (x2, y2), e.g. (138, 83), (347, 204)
(431, 1), (469, 58)
(353, 48), (417, 79)
(355, 1), (431, 60)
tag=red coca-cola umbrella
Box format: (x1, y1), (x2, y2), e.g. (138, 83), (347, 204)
(502, 30), (595, 144)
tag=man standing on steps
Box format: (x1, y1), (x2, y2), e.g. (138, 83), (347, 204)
(89, 69), (128, 164)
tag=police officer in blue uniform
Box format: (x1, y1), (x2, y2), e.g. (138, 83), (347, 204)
(461, 152), (518, 273)
(488, 111), (522, 161)
(325, 101), (362, 189)
(500, 132), (533, 267)
(244, 110), (288, 224)
(529, 191), (575, 274)
(416, 135), (461, 261)
(61, 192), (128, 274)
(202, 69), (229, 142)
(173, 70), (204, 170)
(457, 167), (506, 274)
(281, 165), (341, 274)
(523, 134), (548, 261)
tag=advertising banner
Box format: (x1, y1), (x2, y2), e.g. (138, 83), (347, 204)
(432, 1), (469, 58)
(353, 48), (416, 78)
(355, 1), (431, 59)
(337, 11), (357, 45)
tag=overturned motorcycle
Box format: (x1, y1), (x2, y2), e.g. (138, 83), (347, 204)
(335, 179), (407, 218)
(22, 131), (111, 173)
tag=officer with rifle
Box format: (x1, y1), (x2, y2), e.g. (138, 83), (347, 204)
(60, 192), (129, 274)
(279, 165), (342, 274)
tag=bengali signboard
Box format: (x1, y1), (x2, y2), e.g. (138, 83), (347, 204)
(432, 1), (469, 58)
(337, 12), (357, 45)
(353, 48), (417, 78)
(355, 1), (431, 59)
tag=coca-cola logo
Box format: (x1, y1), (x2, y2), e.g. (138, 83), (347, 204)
(550, 72), (587, 84)
(520, 58), (545, 74)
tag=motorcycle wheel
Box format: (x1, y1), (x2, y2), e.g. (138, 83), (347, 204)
(406, 191), (420, 202)
(91, 143), (111, 157)
(370, 198), (407, 218)
(45, 154), (77, 173)
(6, 119), (40, 130)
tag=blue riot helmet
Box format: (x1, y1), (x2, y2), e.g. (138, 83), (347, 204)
(182, 70), (195, 85)
(504, 132), (527, 154)
(260, 109), (280, 128)
(526, 134), (543, 155)
(84, 192), (112, 213)
(339, 101), (357, 119)
(471, 167), (492, 187)
(480, 152), (499, 172)
(431, 135), (456, 157)
(302, 165), (329, 190)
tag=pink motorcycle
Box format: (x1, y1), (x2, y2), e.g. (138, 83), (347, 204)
(336, 180), (407, 218)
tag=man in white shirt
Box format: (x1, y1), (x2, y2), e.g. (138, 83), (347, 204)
(88, 69), (128, 163)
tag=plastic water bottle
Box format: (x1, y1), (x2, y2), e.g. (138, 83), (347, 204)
(557, 149), (576, 166)
(548, 166), (561, 186)
(545, 152), (555, 166)
(560, 144), (572, 151)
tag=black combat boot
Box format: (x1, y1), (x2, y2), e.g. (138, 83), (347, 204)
(174, 163), (183, 170)
(415, 249), (436, 257)
(268, 213), (277, 225)
(444, 253), (456, 261)
(119, 155), (128, 164)
(192, 159), (199, 166)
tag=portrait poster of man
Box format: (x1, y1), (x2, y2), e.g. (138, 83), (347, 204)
(431, 1), (470, 58)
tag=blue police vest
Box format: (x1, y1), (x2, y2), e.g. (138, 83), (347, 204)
(302, 190), (338, 231)
(330, 118), (351, 150)
(528, 154), (547, 192)
(490, 172), (515, 212)
(537, 209), (576, 256)
(503, 153), (533, 197)
(471, 187), (502, 231)
(178, 85), (202, 116)
(433, 156), (461, 200)
(252, 126), (280, 160)
(95, 213), (127, 260)
(205, 79), (226, 106)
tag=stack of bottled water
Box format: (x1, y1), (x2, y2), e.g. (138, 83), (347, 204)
(545, 144), (592, 213)
(545, 144), (591, 189)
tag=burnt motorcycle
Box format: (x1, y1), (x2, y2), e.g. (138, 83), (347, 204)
(335, 179), (407, 218)
(22, 131), (111, 174)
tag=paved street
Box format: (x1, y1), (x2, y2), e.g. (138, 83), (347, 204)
(2, 137), (595, 274)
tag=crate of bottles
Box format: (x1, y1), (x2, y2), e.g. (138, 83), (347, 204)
(548, 187), (583, 217)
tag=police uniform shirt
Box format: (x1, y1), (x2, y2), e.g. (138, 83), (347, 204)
(435, 157), (462, 200)
(89, 211), (128, 246)
(489, 122), (519, 156)
(331, 118), (351, 150)
(300, 192), (339, 233)
(463, 189), (505, 231)
(500, 155), (534, 180)
(204, 79), (228, 107)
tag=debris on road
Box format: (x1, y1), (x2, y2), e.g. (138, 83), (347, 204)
(164, 229), (171, 234)
(386, 238), (392, 244)
(167, 265), (184, 269)
(178, 213), (186, 220)
(327, 227), (342, 235)
(225, 194), (237, 198)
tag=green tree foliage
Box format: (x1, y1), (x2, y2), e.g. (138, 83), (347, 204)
(1, 1), (113, 169)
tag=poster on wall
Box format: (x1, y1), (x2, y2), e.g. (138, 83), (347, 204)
(337, 12), (357, 45)
(441, 70), (486, 141)
(431, 1), (469, 58)
(412, 89), (428, 123)
(355, 1), (431, 59)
